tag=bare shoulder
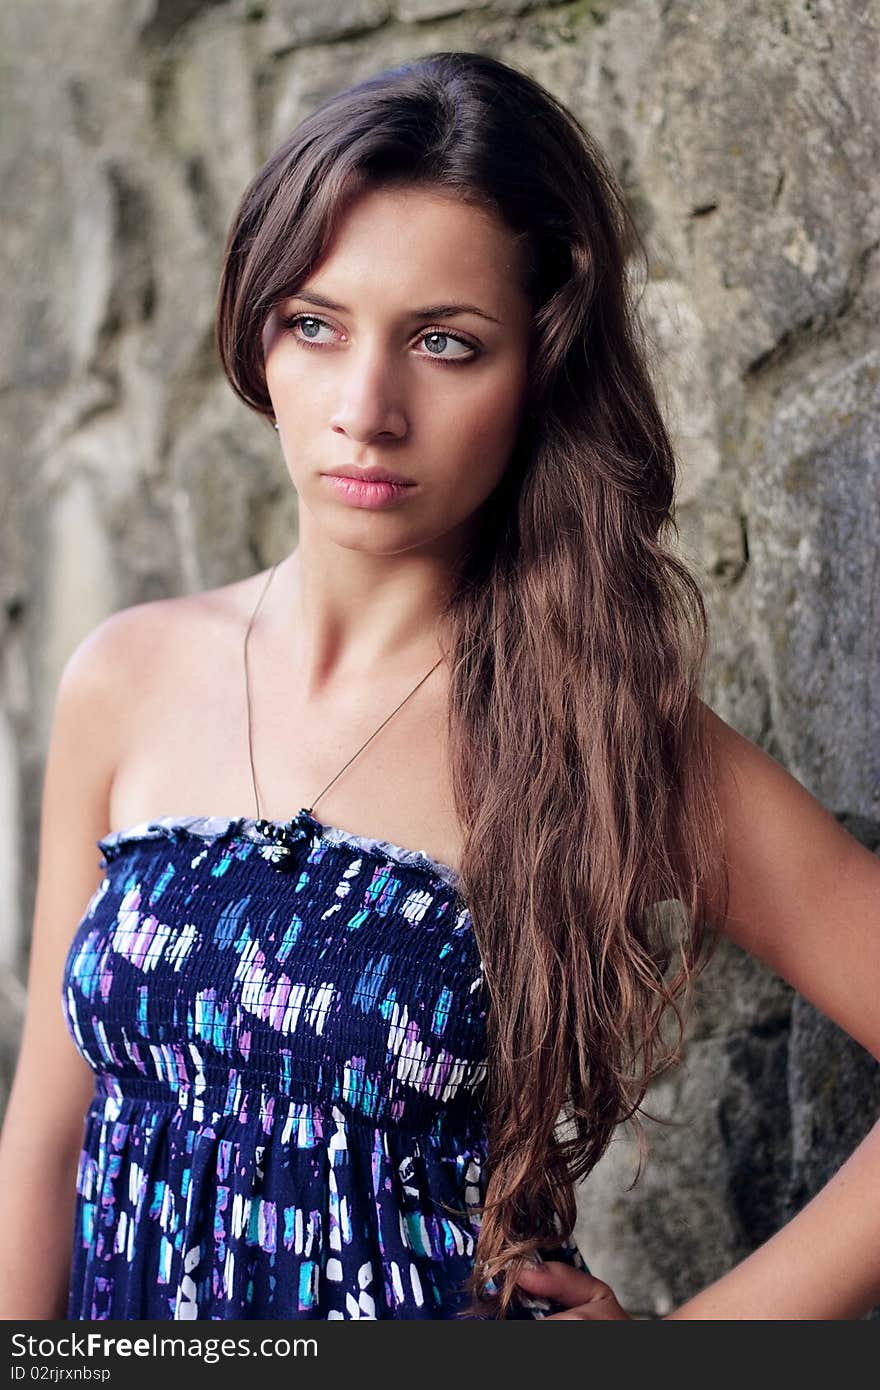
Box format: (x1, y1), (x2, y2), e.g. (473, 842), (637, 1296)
(64, 570), (267, 708)
(48, 571), (271, 839)
(694, 696), (857, 920)
(696, 697), (848, 847)
(69, 580), (236, 668)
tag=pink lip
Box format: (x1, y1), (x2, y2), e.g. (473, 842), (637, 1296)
(326, 464), (415, 484)
(320, 474), (417, 509)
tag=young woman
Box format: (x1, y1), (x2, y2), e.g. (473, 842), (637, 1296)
(1, 51), (878, 1322)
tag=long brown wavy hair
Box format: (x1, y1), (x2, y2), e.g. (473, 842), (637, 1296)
(215, 50), (729, 1318)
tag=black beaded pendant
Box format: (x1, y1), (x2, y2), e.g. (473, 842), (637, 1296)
(253, 807), (318, 871)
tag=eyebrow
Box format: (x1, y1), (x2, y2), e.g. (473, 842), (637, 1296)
(290, 290), (502, 325)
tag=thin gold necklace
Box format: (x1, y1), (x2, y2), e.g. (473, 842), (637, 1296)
(243, 559), (443, 852)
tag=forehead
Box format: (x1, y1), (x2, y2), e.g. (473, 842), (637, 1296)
(303, 184), (528, 310)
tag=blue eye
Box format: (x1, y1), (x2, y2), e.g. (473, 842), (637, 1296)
(419, 330), (474, 362)
(286, 315), (332, 345)
(279, 314), (479, 365)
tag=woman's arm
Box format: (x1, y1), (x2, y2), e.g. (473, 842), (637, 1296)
(0, 615), (130, 1318)
(519, 703), (880, 1320)
(663, 1118), (880, 1319)
(665, 704), (880, 1318)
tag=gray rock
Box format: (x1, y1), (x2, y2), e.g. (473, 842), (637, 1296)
(1, 0), (877, 1319)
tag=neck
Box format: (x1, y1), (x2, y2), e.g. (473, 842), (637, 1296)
(278, 516), (459, 698)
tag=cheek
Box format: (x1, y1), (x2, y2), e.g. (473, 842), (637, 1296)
(264, 345), (299, 403)
(446, 377), (528, 474)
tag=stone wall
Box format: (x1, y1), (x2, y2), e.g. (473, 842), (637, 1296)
(1, 0), (878, 1316)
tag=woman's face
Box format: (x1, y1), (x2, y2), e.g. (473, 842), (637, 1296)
(262, 184), (534, 557)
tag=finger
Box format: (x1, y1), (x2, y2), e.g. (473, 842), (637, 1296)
(515, 1260), (609, 1305)
(515, 1261), (631, 1319)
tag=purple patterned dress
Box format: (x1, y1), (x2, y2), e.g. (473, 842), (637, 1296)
(61, 808), (588, 1319)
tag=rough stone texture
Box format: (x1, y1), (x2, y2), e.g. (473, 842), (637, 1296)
(751, 341), (880, 810)
(787, 992), (880, 1216)
(1, 0), (878, 1317)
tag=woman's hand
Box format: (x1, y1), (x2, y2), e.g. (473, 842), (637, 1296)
(514, 1260), (633, 1319)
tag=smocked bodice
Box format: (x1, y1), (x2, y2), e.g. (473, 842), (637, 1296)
(61, 810), (586, 1319)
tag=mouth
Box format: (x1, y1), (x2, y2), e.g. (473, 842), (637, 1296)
(319, 473), (417, 509)
(323, 467), (416, 486)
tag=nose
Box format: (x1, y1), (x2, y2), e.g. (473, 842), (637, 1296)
(329, 342), (407, 442)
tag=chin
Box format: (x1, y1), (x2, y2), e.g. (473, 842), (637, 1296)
(303, 505), (417, 553)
